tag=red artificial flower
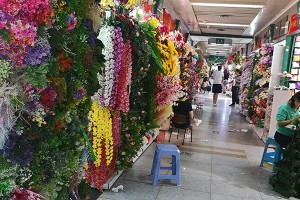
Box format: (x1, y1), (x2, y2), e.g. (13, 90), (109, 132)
(58, 52), (72, 72)
(55, 120), (65, 134)
(40, 86), (57, 109)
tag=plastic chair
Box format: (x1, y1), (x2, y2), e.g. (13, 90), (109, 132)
(168, 114), (192, 145)
(260, 137), (283, 172)
(151, 144), (180, 186)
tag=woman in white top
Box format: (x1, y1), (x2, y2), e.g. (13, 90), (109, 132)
(212, 65), (223, 106)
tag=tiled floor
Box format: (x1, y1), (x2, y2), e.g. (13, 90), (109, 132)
(98, 93), (286, 200)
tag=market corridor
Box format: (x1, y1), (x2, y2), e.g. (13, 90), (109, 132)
(99, 94), (284, 200)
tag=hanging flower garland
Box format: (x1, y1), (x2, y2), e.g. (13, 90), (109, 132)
(87, 102), (113, 167)
(109, 27), (123, 110)
(97, 25), (115, 107)
(116, 40), (132, 113)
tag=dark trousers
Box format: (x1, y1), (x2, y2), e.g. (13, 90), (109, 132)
(231, 86), (239, 105)
(274, 131), (292, 148)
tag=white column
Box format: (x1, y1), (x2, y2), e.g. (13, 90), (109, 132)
(269, 46), (285, 88)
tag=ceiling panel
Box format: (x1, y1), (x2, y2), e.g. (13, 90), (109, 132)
(167, 0), (297, 57)
(199, 27), (245, 35)
(190, 0), (267, 4)
(195, 8), (258, 24)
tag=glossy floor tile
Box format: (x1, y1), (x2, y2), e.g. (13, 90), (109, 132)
(98, 93), (286, 200)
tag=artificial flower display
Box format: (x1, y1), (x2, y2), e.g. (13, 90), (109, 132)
(246, 43), (274, 127)
(88, 102), (113, 167)
(97, 25), (115, 107)
(0, 0), (107, 198)
(240, 59), (254, 116)
(0, 0), (201, 198)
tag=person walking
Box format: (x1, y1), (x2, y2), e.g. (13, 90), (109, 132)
(212, 65), (223, 106)
(229, 69), (242, 106)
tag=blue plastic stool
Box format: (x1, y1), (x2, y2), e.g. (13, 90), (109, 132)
(260, 137), (283, 172)
(151, 144), (180, 186)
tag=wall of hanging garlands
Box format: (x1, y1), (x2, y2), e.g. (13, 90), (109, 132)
(0, 0), (199, 199)
(246, 43), (274, 127)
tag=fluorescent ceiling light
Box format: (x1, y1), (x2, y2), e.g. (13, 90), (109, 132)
(190, 3), (264, 9)
(207, 49), (229, 52)
(199, 22), (249, 27)
(207, 49), (229, 51)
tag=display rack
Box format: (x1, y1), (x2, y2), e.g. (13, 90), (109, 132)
(290, 35), (300, 89)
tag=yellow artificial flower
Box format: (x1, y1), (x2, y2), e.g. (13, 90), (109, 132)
(88, 102), (114, 167)
(100, 0), (115, 9)
(147, 17), (159, 29)
(125, 0), (139, 8)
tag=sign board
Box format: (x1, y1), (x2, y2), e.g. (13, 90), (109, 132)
(288, 13), (298, 35)
(216, 38), (225, 44)
(208, 38), (232, 45)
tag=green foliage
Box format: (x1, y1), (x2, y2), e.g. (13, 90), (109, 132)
(78, 179), (91, 199)
(0, 157), (17, 199)
(24, 64), (49, 88)
(0, 29), (9, 42)
(270, 129), (300, 198)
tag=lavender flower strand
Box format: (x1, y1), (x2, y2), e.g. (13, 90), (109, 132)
(109, 27), (123, 110)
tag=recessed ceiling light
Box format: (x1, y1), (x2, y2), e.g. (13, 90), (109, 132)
(199, 22), (249, 27)
(190, 3), (264, 9)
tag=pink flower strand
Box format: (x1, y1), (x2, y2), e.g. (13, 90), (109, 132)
(116, 40), (132, 113)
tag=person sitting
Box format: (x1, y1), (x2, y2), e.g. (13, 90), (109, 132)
(201, 76), (211, 93)
(172, 93), (194, 129)
(275, 91), (300, 148)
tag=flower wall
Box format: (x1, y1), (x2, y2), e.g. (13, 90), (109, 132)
(0, 0), (106, 198)
(247, 44), (274, 127)
(0, 0), (198, 198)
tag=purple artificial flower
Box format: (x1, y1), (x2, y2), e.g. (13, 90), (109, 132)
(109, 27), (123, 110)
(24, 41), (51, 66)
(75, 87), (86, 101)
(118, 0), (129, 4)
(3, 134), (33, 165)
(87, 33), (97, 47)
(150, 14), (159, 20)
(82, 18), (93, 31)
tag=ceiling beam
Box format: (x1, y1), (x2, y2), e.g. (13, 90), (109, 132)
(189, 32), (253, 39)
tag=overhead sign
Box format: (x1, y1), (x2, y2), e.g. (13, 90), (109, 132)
(216, 38), (225, 44)
(208, 38), (232, 45)
(288, 13), (298, 35)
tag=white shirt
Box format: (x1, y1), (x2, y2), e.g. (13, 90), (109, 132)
(213, 70), (223, 84)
